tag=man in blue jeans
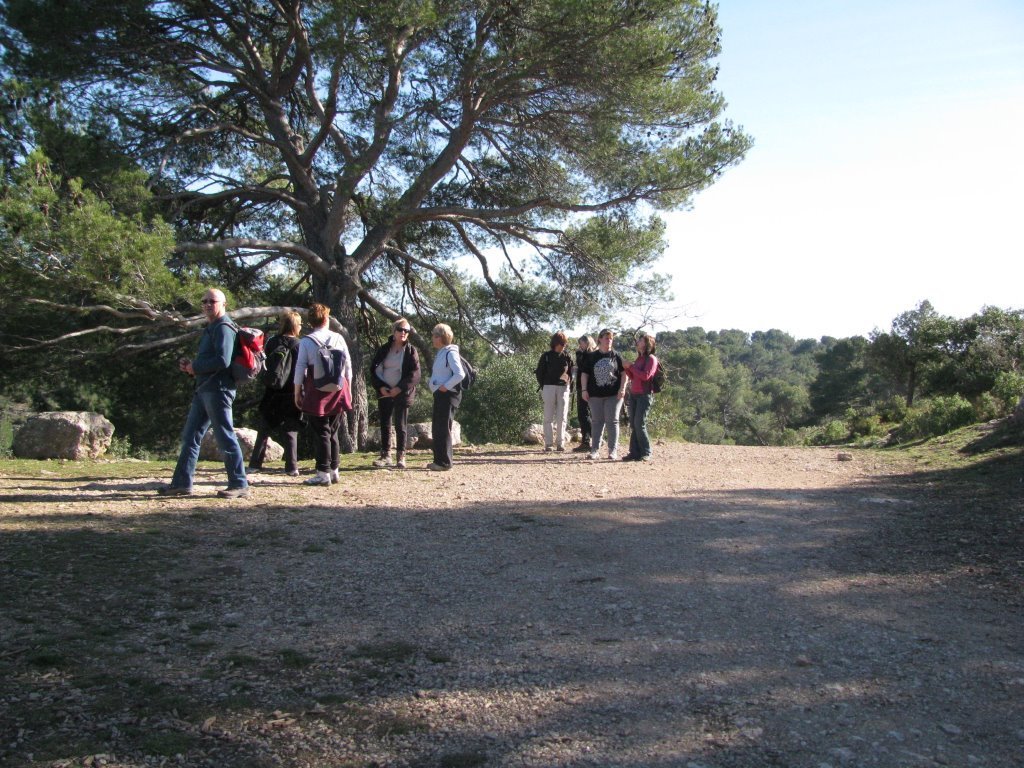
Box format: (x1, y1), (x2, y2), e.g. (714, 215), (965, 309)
(158, 288), (250, 499)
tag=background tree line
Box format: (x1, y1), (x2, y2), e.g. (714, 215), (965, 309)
(1, 2), (1020, 456)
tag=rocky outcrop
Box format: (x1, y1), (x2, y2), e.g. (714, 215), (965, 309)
(199, 427), (282, 462)
(13, 411), (115, 460)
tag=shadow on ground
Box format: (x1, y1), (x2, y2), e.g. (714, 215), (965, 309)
(1, 454), (1022, 767)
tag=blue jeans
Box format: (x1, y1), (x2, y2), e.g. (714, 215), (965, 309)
(628, 393), (653, 458)
(171, 384), (248, 490)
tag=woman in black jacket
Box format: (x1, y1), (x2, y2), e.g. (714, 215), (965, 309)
(249, 311), (303, 476)
(535, 331), (574, 452)
(574, 335), (597, 452)
(369, 318), (422, 469)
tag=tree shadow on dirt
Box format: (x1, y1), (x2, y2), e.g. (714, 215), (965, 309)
(2, 469), (1023, 767)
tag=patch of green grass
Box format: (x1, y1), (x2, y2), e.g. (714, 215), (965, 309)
(0, 457), (177, 479)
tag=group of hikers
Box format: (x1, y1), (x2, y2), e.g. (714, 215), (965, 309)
(157, 289), (660, 500)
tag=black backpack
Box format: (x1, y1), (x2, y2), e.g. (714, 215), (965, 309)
(650, 361), (665, 394)
(311, 336), (346, 392)
(261, 336), (295, 391)
(448, 350), (476, 391)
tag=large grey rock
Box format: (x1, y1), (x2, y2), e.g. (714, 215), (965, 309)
(13, 411), (115, 460)
(522, 423), (544, 445)
(522, 423), (582, 445)
(366, 421), (464, 450)
(199, 427), (282, 462)
(406, 421), (461, 449)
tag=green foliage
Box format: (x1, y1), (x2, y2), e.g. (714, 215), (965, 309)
(647, 390), (687, 440)
(991, 371), (1024, 415)
(893, 395), (977, 443)
(0, 150), (181, 307)
(458, 354), (542, 444)
(813, 419), (850, 446)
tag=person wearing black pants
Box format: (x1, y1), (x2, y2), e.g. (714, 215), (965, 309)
(427, 323), (466, 471)
(574, 335), (597, 452)
(431, 388), (462, 469)
(249, 311), (303, 476)
(369, 317), (421, 469)
(293, 303), (352, 486)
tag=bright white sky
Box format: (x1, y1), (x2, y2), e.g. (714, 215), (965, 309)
(658, 0), (1024, 340)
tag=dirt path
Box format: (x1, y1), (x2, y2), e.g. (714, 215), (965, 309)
(1, 443), (1022, 767)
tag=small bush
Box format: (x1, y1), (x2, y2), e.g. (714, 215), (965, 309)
(683, 420), (726, 445)
(458, 354), (542, 444)
(894, 395), (976, 442)
(876, 395), (908, 423)
(809, 419), (849, 446)
(992, 371), (1024, 415)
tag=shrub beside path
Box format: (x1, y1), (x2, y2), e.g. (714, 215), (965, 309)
(1, 441), (1022, 767)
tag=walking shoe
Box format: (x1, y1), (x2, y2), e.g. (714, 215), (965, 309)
(157, 485), (192, 497)
(285, 469), (300, 477)
(587, 452), (598, 461)
(640, 455), (652, 462)
(217, 487), (250, 499)
(556, 445), (566, 452)
(544, 446), (553, 453)
(245, 465), (261, 474)
(329, 469), (341, 484)
(304, 472), (331, 486)
(396, 455), (407, 469)
(426, 462), (451, 471)
(573, 444), (591, 453)
(620, 454), (639, 462)
(372, 455), (392, 468)
(607, 452), (618, 461)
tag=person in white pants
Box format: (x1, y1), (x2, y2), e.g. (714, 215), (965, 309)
(535, 331), (573, 452)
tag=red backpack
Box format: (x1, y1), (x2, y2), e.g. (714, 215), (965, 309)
(227, 322), (266, 385)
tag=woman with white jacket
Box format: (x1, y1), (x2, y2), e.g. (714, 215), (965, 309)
(293, 303), (352, 486)
(427, 323), (465, 471)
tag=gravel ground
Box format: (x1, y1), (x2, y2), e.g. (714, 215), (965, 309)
(1, 442), (1022, 768)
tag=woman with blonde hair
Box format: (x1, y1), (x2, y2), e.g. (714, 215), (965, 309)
(293, 303), (352, 486)
(369, 317), (421, 469)
(427, 323), (465, 471)
(248, 311), (303, 476)
(573, 334), (597, 452)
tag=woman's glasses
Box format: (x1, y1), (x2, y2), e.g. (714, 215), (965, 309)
(396, 327), (411, 333)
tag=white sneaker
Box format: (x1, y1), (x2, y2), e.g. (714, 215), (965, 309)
(587, 452), (598, 460)
(304, 472), (331, 486)
(396, 455), (406, 469)
(372, 455), (392, 468)
(607, 452), (618, 461)
(330, 469), (340, 484)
